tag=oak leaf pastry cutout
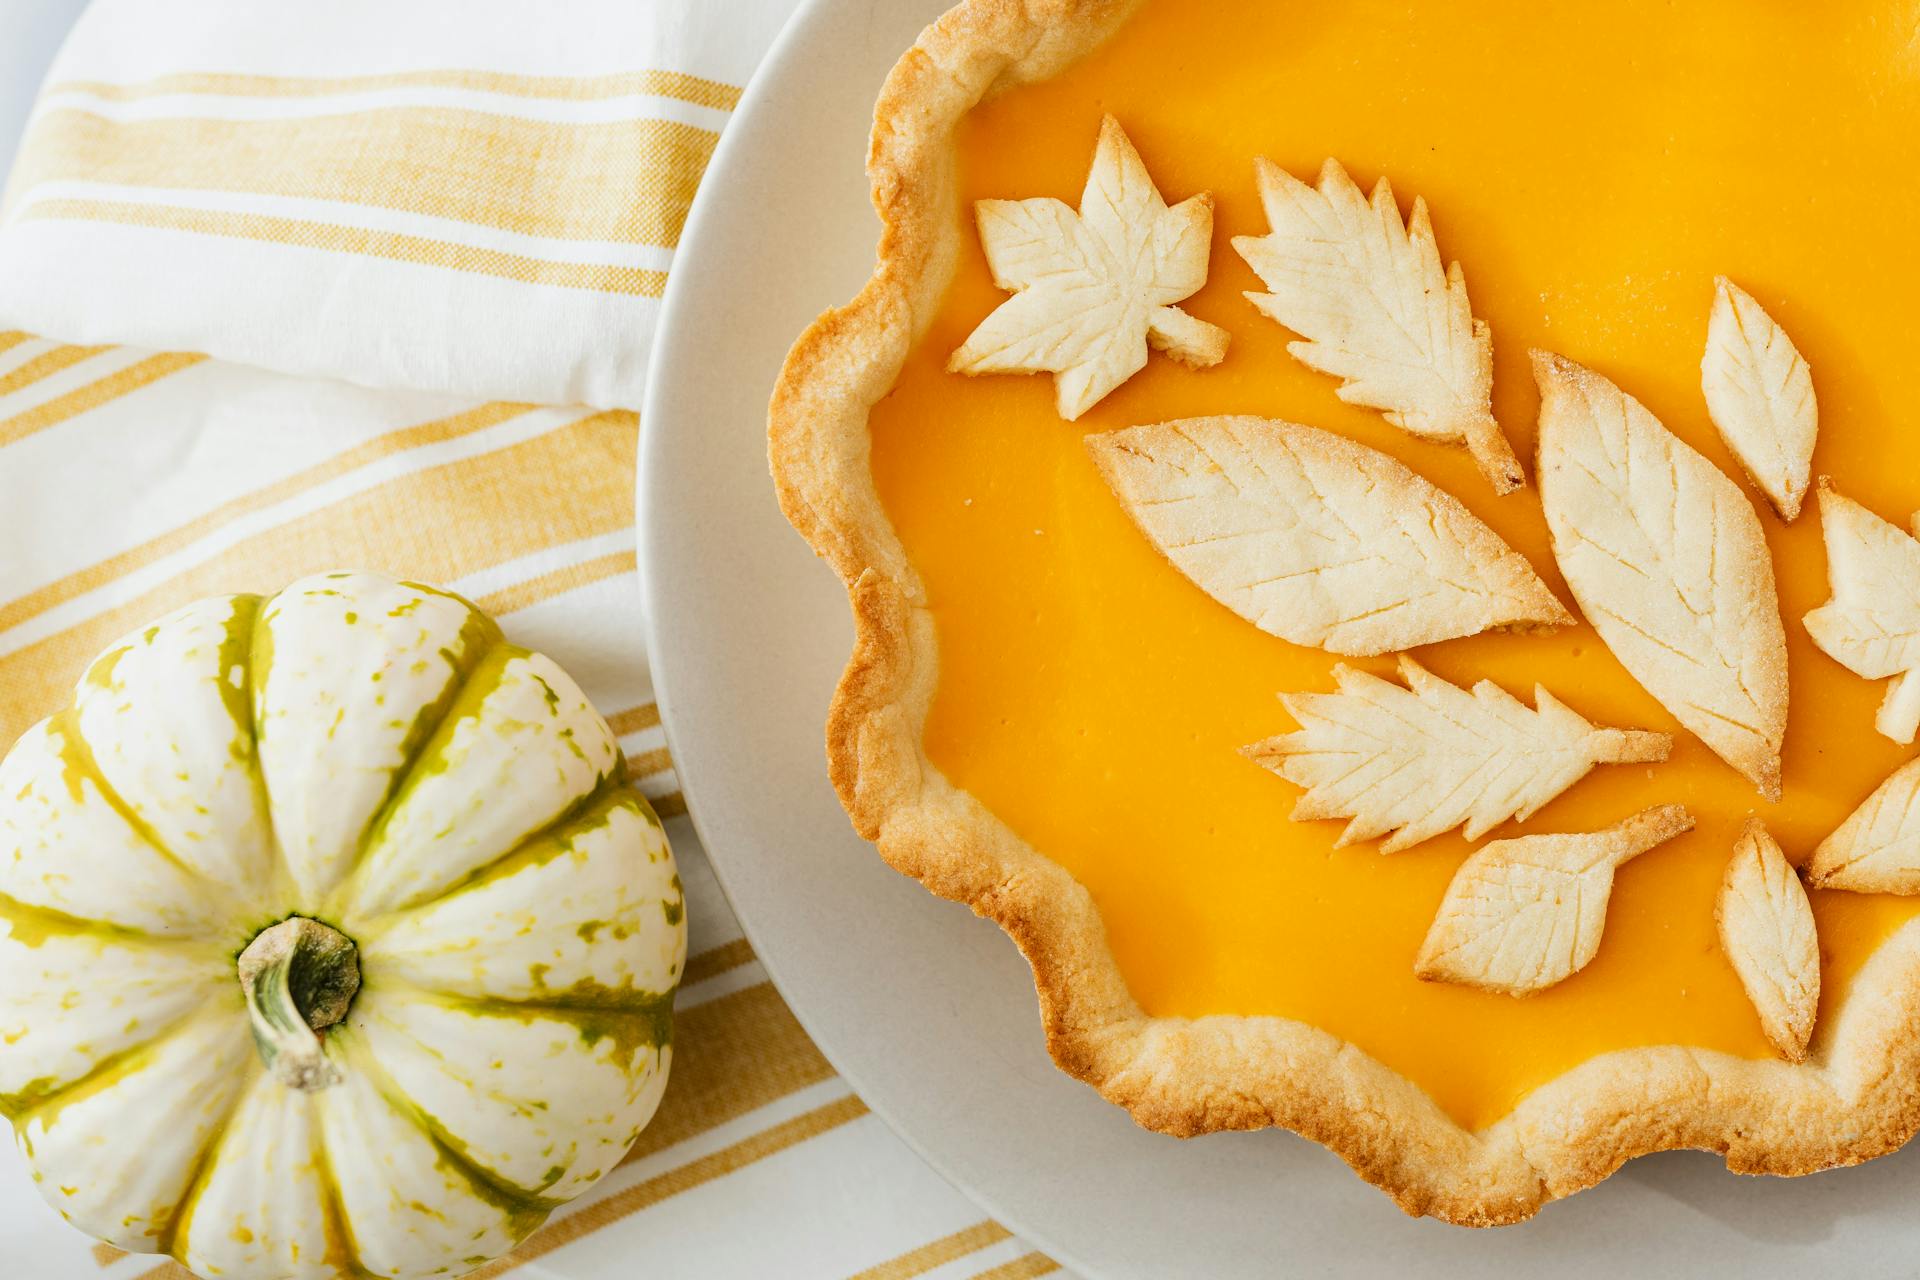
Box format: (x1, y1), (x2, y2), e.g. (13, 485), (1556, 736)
(1701, 278), (1818, 522)
(1232, 158), (1522, 493)
(948, 115), (1229, 420)
(1243, 656), (1671, 853)
(1716, 820), (1820, 1061)
(1803, 483), (1920, 744)
(1806, 756), (1920, 894)
(1533, 352), (1789, 800)
(1414, 805), (1695, 996)
(1087, 416), (1572, 656)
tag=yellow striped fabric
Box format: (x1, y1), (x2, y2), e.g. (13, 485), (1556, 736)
(0, 6), (1070, 1275)
(0, 349), (1062, 1277)
(6, 71), (715, 272)
(16, 200), (673, 298)
(10, 109), (718, 247)
(0, 20), (761, 408)
(45, 67), (743, 111)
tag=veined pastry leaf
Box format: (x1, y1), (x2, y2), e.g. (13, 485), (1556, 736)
(1803, 483), (1920, 745)
(949, 115), (1228, 421)
(1701, 277), (1818, 522)
(1534, 352), (1789, 800)
(1232, 158), (1521, 492)
(1717, 820), (1820, 1061)
(1245, 656), (1670, 853)
(1088, 416), (1571, 657)
(1415, 806), (1694, 996)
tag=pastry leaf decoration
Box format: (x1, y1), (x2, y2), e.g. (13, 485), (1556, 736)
(1415, 806), (1694, 996)
(948, 115), (1229, 420)
(1533, 352), (1789, 800)
(1086, 415), (1572, 657)
(1717, 821), (1820, 1061)
(1244, 657), (1670, 854)
(1807, 756), (1920, 894)
(1232, 158), (1522, 493)
(1701, 277), (1818, 522)
(1803, 483), (1920, 745)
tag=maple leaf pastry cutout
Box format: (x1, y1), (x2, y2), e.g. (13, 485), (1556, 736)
(1232, 158), (1523, 493)
(948, 115), (1229, 420)
(1245, 657), (1670, 853)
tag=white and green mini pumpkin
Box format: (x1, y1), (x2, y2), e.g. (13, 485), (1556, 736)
(0, 571), (684, 1279)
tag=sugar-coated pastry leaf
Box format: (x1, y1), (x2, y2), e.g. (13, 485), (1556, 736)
(1716, 821), (1820, 1061)
(1245, 657), (1670, 853)
(1533, 352), (1789, 799)
(1807, 756), (1920, 894)
(1233, 158), (1521, 492)
(1701, 277), (1817, 522)
(1415, 806), (1694, 996)
(1088, 416), (1571, 656)
(1803, 483), (1920, 745)
(948, 115), (1228, 420)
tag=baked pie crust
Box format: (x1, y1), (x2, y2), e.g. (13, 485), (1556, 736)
(767, 0), (1920, 1224)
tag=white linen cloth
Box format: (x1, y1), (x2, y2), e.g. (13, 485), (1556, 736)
(0, 2), (1073, 1277)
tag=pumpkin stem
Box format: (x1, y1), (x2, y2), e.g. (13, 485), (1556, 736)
(236, 917), (360, 1091)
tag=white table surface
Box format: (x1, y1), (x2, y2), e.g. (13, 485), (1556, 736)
(0, 0), (89, 175)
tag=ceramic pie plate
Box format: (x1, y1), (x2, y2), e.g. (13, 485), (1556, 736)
(638, 0), (1920, 1272)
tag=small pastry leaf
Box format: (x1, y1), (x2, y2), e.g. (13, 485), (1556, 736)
(1245, 656), (1670, 853)
(1701, 278), (1817, 522)
(1415, 806), (1694, 996)
(1716, 820), (1820, 1061)
(1807, 756), (1920, 894)
(1087, 416), (1571, 657)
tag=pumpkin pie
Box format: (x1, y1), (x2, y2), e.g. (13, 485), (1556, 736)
(768, 0), (1920, 1223)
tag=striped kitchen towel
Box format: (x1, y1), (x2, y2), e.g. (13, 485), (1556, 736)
(0, 2), (1070, 1278)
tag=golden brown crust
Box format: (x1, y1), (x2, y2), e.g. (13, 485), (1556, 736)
(765, 0), (1920, 1225)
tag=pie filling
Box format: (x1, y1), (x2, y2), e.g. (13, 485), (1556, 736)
(867, 0), (1920, 1128)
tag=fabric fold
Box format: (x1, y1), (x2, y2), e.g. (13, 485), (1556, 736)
(0, 0), (795, 407)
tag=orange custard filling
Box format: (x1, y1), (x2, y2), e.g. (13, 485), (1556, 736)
(868, 0), (1920, 1128)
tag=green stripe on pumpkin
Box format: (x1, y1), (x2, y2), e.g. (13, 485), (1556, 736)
(333, 1029), (562, 1228)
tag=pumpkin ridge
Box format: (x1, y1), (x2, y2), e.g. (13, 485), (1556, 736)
(0, 899), (229, 1123)
(483, 993), (675, 1059)
(237, 589), (298, 910)
(335, 1028), (565, 1225)
(75, 595), (268, 892)
(152, 1056), (254, 1258)
(348, 784), (643, 931)
(422, 983), (673, 1056)
(253, 578), (504, 909)
(327, 629), (514, 914)
(45, 709), (247, 927)
(0, 1003), (236, 1128)
(0, 889), (230, 953)
(355, 969), (676, 1050)
(306, 1086), (381, 1280)
(208, 594), (266, 746)
(348, 612), (506, 855)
